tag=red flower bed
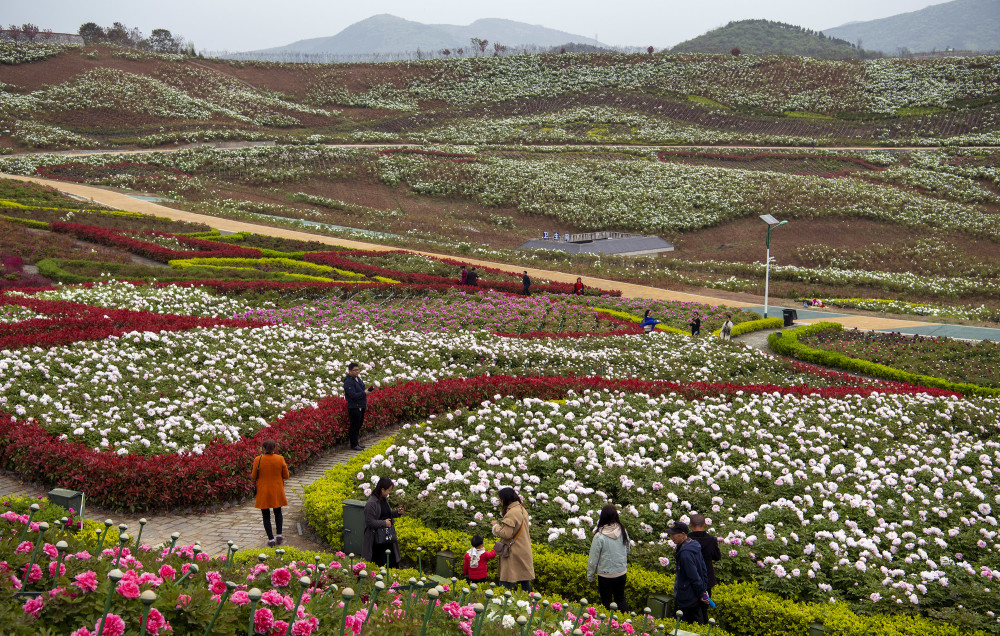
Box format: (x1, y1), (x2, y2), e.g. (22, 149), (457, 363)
(0, 375), (958, 512)
(49, 223), (262, 262)
(0, 294), (264, 350)
(36, 162), (192, 183)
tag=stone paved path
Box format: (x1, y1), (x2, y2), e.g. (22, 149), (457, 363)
(0, 428), (396, 557)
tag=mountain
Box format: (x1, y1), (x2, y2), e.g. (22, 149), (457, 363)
(824, 0), (1000, 54)
(670, 19), (876, 59)
(251, 14), (605, 56)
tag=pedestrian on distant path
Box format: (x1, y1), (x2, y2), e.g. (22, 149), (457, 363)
(522, 271), (531, 296)
(640, 309), (659, 334)
(720, 315), (733, 341)
(574, 277), (584, 295)
(467, 267), (479, 287)
(343, 362), (374, 451)
(460, 265), (468, 285)
(491, 487), (535, 592)
(690, 314), (701, 337)
(587, 504), (631, 611)
(668, 521), (711, 625)
(463, 534), (496, 584)
(363, 476), (403, 568)
(688, 514), (721, 596)
(252, 439), (288, 547)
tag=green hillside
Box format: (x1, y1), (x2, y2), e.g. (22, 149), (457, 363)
(671, 19), (879, 59)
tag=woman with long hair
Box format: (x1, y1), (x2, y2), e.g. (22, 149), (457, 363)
(362, 476), (403, 568)
(252, 439), (288, 547)
(491, 487), (535, 592)
(587, 504), (631, 610)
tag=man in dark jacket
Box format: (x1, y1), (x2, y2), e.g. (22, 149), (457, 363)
(668, 521), (710, 625)
(343, 362), (373, 451)
(522, 271), (531, 296)
(466, 267), (479, 286)
(688, 514), (722, 594)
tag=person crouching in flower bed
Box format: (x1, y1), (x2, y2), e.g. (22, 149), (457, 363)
(491, 486), (535, 592)
(587, 504), (631, 611)
(463, 534), (496, 584)
(363, 476), (403, 569)
(252, 439), (288, 547)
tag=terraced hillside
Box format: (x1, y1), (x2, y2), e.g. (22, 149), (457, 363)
(1, 43), (999, 149)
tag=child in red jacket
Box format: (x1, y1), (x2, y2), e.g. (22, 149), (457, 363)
(462, 535), (496, 583)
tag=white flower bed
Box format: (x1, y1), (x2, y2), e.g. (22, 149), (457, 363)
(358, 389), (1000, 610)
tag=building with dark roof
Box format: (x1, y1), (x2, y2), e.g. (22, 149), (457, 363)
(517, 231), (674, 256)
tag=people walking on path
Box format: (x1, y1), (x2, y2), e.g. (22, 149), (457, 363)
(574, 277), (584, 295)
(587, 504), (631, 611)
(668, 521), (711, 625)
(466, 267), (479, 286)
(522, 271), (531, 296)
(362, 476), (403, 568)
(252, 439), (289, 547)
(343, 362), (374, 451)
(720, 315), (733, 341)
(688, 514), (721, 595)
(463, 534), (496, 584)
(640, 309), (660, 334)
(491, 487), (535, 592)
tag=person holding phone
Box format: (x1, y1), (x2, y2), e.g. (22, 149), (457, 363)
(344, 362), (375, 451)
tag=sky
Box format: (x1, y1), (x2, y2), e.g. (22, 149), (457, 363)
(3, 0), (954, 52)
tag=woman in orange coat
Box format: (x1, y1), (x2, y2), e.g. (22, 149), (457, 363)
(252, 439), (289, 547)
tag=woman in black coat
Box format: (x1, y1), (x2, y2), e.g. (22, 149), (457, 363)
(362, 476), (403, 568)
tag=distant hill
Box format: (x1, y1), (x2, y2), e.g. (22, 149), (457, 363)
(670, 19), (878, 59)
(250, 14), (607, 56)
(825, 0), (1000, 54)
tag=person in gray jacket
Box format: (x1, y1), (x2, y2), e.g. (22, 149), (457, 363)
(587, 504), (631, 611)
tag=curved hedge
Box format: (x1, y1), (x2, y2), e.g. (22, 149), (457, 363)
(768, 322), (1000, 397)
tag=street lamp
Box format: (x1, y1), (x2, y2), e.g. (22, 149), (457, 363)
(760, 214), (788, 319)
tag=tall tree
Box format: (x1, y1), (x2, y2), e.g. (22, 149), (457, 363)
(21, 23), (39, 41)
(78, 22), (105, 44)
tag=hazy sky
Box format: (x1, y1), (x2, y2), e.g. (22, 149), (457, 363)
(5, 0), (954, 51)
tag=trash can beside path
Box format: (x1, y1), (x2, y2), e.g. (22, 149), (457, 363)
(782, 308), (797, 327)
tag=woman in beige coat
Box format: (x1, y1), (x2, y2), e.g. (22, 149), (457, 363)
(491, 487), (535, 591)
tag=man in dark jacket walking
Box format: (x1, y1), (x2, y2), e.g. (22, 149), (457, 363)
(668, 521), (710, 625)
(522, 271), (531, 296)
(343, 362), (373, 451)
(688, 514), (721, 595)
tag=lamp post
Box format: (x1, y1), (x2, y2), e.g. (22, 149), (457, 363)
(760, 215), (788, 318)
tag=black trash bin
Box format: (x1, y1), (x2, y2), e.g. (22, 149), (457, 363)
(782, 308), (797, 327)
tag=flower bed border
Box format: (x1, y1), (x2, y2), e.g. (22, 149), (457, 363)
(0, 374), (959, 513)
(768, 322), (1000, 397)
(49, 222), (263, 262)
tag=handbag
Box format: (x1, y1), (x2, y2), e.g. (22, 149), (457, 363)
(252, 455), (261, 497)
(496, 509), (526, 559)
(375, 525), (397, 544)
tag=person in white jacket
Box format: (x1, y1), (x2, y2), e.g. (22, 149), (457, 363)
(587, 504), (631, 611)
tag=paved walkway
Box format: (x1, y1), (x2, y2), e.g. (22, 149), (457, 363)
(0, 428), (396, 556)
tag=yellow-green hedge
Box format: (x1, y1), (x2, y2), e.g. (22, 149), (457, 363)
(1, 214), (50, 229)
(168, 257), (366, 281)
(712, 317), (783, 338)
(768, 322), (1000, 397)
(590, 307), (690, 335)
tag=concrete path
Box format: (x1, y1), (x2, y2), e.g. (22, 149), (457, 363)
(0, 428), (396, 556)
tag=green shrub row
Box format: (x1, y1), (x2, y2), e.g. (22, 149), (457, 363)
(768, 322), (1000, 397)
(713, 316), (784, 337)
(1, 214), (50, 229)
(303, 443), (980, 636)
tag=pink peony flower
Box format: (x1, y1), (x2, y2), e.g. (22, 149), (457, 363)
(116, 580), (141, 600)
(73, 571), (98, 593)
(254, 607), (275, 634)
(74, 551), (92, 560)
(143, 608), (169, 636)
(95, 614), (126, 636)
(49, 562), (67, 577)
(176, 594), (191, 608)
(291, 617), (319, 636)
(261, 589), (286, 607)
(158, 565), (176, 581)
(70, 628), (94, 636)
(231, 591), (250, 606)
(43, 543), (58, 559)
(15, 541), (33, 554)
(25, 564), (42, 584)
(22, 595), (44, 618)
(271, 620), (289, 636)
(270, 567), (292, 588)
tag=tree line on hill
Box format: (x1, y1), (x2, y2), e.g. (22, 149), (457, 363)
(77, 22), (195, 55)
(1, 23), (55, 42)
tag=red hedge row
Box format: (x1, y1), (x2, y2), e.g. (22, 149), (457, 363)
(0, 295), (264, 350)
(0, 375), (959, 513)
(49, 222), (263, 262)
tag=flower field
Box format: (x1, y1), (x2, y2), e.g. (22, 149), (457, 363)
(347, 386), (1000, 622)
(800, 327), (1000, 388)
